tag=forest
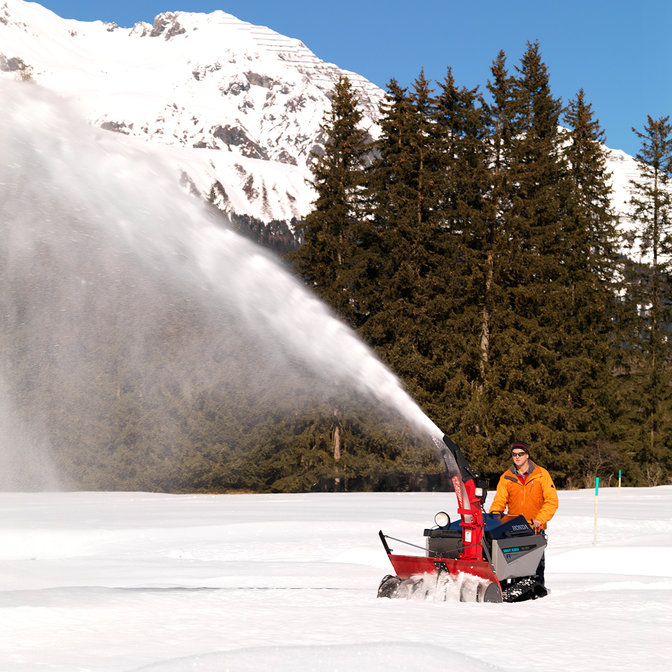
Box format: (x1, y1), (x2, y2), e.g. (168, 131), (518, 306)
(290, 41), (672, 490)
(5, 42), (671, 493)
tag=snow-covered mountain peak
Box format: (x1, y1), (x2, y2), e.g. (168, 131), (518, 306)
(1, 0), (384, 222)
(140, 9), (304, 50)
(0, 0), (655, 233)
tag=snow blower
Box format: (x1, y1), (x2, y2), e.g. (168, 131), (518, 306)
(377, 435), (547, 603)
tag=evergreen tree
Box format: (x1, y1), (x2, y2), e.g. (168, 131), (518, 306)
(290, 76), (444, 489)
(361, 74), (441, 404)
(481, 51), (518, 381)
(563, 90), (619, 285)
(561, 89), (625, 482)
(289, 76), (373, 487)
(483, 42), (574, 473)
(430, 68), (495, 468)
(461, 51), (522, 472)
(291, 76), (371, 327)
(626, 115), (672, 479)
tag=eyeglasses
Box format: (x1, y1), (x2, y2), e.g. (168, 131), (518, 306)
(511, 452), (527, 457)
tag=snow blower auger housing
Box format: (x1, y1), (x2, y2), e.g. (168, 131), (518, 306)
(377, 435), (548, 603)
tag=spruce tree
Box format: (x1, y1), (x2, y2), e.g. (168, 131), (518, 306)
(361, 74), (441, 405)
(484, 42), (573, 473)
(561, 89), (625, 482)
(290, 76), (442, 489)
(462, 51), (522, 472)
(626, 115), (672, 480)
(563, 90), (619, 285)
(430, 68), (495, 468)
(289, 76), (371, 488)
(482, 50), (518, 378)
(291, 76), (371, 327)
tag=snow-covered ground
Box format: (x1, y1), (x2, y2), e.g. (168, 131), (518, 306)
(1, 486), (671, 671)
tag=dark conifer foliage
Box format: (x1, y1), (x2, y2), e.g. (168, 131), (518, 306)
(206, 187), (301, 255)
(429, 68), (495, 469)
(291, 76), (372, 327)
(483, 41), (573, 470)
(229, 213), (301, 256)
(474, 51), (521, 469)
(563, 90), (619, 285)
(290, 46), (671, 487)
(561, 89), (624, 475)
(625, 115), (672, 479)
(360, 74), (442, 400)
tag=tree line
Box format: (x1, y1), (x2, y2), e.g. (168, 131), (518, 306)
(6, 42), (670, 493)
(290, 41), (672, 488)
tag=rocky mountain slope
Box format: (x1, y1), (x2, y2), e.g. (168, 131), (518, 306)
(1, 0), (382, 224)
(0, 0), (644, 244)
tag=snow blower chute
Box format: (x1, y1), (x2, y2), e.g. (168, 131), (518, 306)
(377, 435), (547, 602)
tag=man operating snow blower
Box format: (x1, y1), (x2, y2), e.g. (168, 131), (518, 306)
(490, 441), (559, 591)
(377, 435), (557, 602)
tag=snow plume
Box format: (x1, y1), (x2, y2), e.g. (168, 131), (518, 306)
(0, 80), (440, 488)
(0, 374), (58, 491)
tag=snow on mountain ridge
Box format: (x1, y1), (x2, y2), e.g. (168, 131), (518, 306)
(130, 8), (380, 110)
(1, 0), (382, 222)
(0, 0), (652, 232)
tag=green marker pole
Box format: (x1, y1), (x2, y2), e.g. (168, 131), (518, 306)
(593, 477), (599, 546)
(618, 469), (622, 497)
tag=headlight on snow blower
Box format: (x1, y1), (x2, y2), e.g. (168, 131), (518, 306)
(474, 478), (488, 502)
(434, 511), (450, 528)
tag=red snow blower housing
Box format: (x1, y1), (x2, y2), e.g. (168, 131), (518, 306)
(377, 435), (547, 602)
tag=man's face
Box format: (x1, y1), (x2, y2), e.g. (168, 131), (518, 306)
(512, 449), (529, 472)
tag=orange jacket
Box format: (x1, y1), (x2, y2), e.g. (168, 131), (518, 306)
(489, 462), (558, 529)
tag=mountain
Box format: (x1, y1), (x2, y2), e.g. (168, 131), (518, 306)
(0, 0), (645, 239)
(0, 0), (382, 224)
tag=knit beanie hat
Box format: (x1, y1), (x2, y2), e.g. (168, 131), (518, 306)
(511, 441), (530, 454)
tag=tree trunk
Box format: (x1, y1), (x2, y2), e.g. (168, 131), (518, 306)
(333, 408), (341, 491)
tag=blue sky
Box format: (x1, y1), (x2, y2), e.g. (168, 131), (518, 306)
(37, 1), (671, 157)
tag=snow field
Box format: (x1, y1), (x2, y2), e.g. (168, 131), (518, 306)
(0, 487), (671, 671)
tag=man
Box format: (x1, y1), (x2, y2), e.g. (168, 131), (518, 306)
(490, 441), (559, 588)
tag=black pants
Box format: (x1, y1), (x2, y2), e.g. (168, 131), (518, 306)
(536, 552), (545, 586)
